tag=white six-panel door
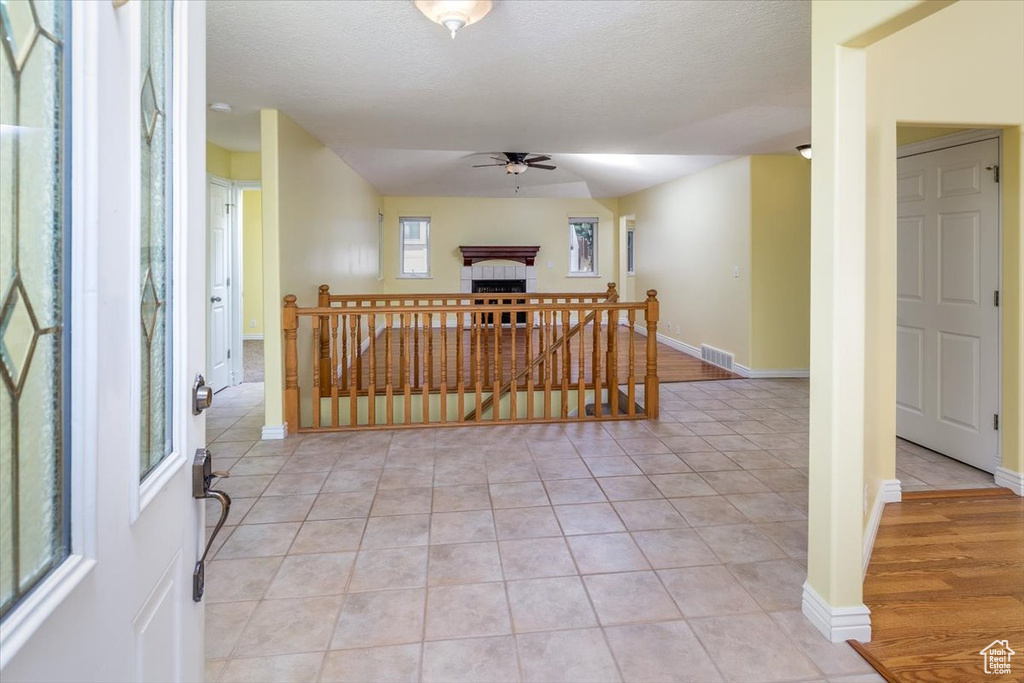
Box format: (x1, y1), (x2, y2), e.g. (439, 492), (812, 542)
(207, 178), (232, 392)
(0, 1), (208, 681)
(896, 137), (1000, 473)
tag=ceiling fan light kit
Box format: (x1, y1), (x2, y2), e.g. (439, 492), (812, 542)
(414, 0), (493, 39)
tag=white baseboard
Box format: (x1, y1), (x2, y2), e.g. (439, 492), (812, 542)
(631, 327), (808, 379)
(261, 424), (288, 440)
(801, 582), (872, 643)
(242, 334), (264, 341)
(863, 478), (901, 574)
(995, 466), (1024, 496)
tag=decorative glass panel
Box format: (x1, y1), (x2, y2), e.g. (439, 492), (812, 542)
(569, 218), (597, 274)
(139, 0), (173, 480)
(0, 0), (70, 619)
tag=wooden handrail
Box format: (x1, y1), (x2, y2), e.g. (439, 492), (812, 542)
(464, 283), (618, 420)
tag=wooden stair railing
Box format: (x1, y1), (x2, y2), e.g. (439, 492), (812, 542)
(463, 283), (619, 421)
(282, 286), (659, 431)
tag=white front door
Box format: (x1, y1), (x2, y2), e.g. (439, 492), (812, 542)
(896, 137), (1000, 472)
(1, 1), (210, 681)
(207, 178), (232, 392)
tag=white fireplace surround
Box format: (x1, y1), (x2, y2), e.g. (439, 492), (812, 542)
(461, 265), (537, 294)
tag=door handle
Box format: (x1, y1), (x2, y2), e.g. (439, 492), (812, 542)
(192, 448), (231, 602)
(210, 296), (222, 303)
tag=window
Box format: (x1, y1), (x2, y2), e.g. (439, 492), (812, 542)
(1, 0), (71, 619)
(627, 228), (635, 275)
(400, 217), (430, 277)
(569, 218), (598, 275)
(139, 0), (174, 479)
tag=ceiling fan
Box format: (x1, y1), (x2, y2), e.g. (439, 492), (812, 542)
(473, 152), (556, 175)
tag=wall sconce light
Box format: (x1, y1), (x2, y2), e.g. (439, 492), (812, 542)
(796, 144), (812, 160)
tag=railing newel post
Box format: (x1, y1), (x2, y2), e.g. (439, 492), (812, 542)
(644, 289), (659, 419)
(283, 295), (300, 432)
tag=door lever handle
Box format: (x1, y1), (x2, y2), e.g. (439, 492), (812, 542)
(192, 449), (231, 602)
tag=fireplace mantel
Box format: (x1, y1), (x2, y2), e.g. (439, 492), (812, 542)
(459, 245), (540, 267)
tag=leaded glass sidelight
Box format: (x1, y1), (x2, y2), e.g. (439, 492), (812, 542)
(139, 0), (173, 480)
(0, 0), (70, 619)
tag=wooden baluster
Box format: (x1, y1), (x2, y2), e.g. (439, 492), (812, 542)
(644, 290), (660, 419)
(284, 295), (300, 432)
(492, 308), (500, 422)
(592, 303), (602, 418)
(312, 314), (321, 429)
(404, 313), (412, 424)
(421, 313), (430, 424)
(330, 315), (340, 427)
(483, 311), (490, 387)
(525, 310), (534, 419)
(561, 308), (571, 418)
(368, 312), (377, 426)
(627, 309), (636, 416)
(543, 309), (553, 419)
(538, 306), (546, 391)
(399, 313), (406, 393)
(577, 305), (585, 419)
(355, 303), (363, 391)
(413, 312), (420, 389)
(318, 285), (331, 394)
(440, 316), (448, 423)
(427, 309), (434, 391)
(349, 314), (359, 427)
(457, 312), (465, 419)
(607, 306), (619, 417)
(510, 307), (518, 421)
(340, 306), (349, 391)
(474, 311), (483, 422)
(385, 313), (394, 425)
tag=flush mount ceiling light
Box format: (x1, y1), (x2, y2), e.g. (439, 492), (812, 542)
(414, 0), (493, 39)
(209, 102), (232, 113)
(796, 144), (812, 160)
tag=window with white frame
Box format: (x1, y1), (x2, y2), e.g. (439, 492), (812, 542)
(627, 228), (635, 275)
(400, 217), (430, 277)
(1, 0), (72, 620)
(569, 218), (598, 275)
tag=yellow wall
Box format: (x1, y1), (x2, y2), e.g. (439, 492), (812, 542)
(260, 109), (383, 429)
(241, 190), (264, 336)
(231, 152), (261, 181)
(750, 156), (812, 370)
(619, 158), (754, 366)
(895, 125), (967, 147)
(381, 197), (618, 295)
(206, 142), (232, 178)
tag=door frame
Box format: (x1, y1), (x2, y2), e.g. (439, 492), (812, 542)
(233, 181), (261, 384)
(896, 128), (1003, 474)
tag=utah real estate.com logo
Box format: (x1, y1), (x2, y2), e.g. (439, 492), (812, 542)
(980, 640), (1015, 675)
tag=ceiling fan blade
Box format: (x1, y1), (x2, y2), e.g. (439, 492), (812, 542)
(473, 163), (506, 168)
(527, 163), (557, 170)
(491, 156), (509, 162)
(524, 155), (550, 164)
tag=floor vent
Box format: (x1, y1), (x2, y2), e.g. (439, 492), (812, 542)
(700, 344), (734, 371)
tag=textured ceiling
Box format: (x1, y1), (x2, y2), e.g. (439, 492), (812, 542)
(207, 0), (810, 197)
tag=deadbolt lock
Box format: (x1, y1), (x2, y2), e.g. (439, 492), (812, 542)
(193, 374), (213, 415)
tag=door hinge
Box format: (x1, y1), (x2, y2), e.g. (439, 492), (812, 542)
(225, 203), (234, 214)
(987, 164), (1000, 182)
(994, 414), (1000, 430)
(227, 349), (231, 359)
(994, 290), (1000, 307)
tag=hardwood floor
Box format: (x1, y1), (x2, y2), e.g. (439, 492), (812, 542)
(345, 324), (739, 392)
(855, 489), (1024, 682)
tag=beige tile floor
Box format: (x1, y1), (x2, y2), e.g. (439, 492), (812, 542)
(201, 378), (993, 683)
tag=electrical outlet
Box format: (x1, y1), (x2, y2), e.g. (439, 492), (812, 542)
(546, 261), (554, 269)
(250, 319), (257, 328)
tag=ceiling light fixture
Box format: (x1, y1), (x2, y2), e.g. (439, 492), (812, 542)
(413, 0), (493, 39)
(209, 102), (232, 113)
(796, 144), (812, 160)
(505, 161), (528, 175)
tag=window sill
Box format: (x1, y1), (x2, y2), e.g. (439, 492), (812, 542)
(567, 273), (601, 278)
(397, 275), (433, 279)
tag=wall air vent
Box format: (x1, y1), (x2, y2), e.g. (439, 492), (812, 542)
(700, 344), (734, 371)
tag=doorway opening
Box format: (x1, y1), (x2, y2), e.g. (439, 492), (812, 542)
(894, 127), (1002, 491)
(207, 176), (263, 392)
